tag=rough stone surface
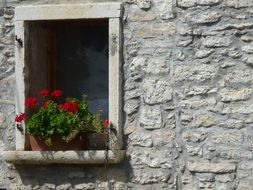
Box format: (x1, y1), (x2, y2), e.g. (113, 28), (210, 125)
(143, 78), (172, 104)
(187, 161), (236, 173)
(1, 0), (253, 189)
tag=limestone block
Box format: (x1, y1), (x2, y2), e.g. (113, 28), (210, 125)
(198, 0), (221, 5)
(195, 49), (214, 59)
(136, 22), (176, 38)
(194, 114), (218, 128)
(74, 183), (95, 190)
(130, 148), (174, 168)
(215, 174), (235, 183)
(0, 113), (5, 129)
(186, 11), (222, 24)
(155, 0), (175, 20)
(185, 144), (202, 156)
(224, 0), (253, 8)
(143, 58), (170, 74)
(179, 97), (216, 110)
(177, 0), (197, 8)
(243, 55), (253, 66)
(139, 105), (163, 129)
(124, 99), (140, 115)
(223, 69), (253, 84)
(222, 103), (253, 114)
(56, 183), (72, 190)
(237, 178), (253, 190)
(241, 34), (253, 42)
(187, 161), (236, 173)
(182, 130), (207, 142)
(177, 0), (221, 8)
(129, 128), (153, 147)
(196, 173), (215, 182)
(125, 88), (142, 100)
(128, 8), (156, 22)
(133, 168), (170, 184)
(219, 119), (244, 129)
(180, 112), (193, 125)
(218, 148), (253, 160)
(219, 88), (252, 102)
(172, 64), (218, 82)
(215, 22), (253, 31)
(136, 0), (152, 10)
(152, 128), (176, 146)
(241, 43), (253, 53)
(202, 36), (232, 47)
(143, 78), (172, 104)
(185, 86), (217, 96)
(211, 131), (244, 145)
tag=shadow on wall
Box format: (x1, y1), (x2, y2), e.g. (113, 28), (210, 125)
(13, 160), (133, 189)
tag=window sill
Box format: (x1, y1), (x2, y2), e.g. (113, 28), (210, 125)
(0, 150), (125, 164)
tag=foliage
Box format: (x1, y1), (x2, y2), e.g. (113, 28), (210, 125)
(15, 89), (108, 145)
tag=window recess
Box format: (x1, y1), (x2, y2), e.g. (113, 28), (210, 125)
(0, 3), (124, 164)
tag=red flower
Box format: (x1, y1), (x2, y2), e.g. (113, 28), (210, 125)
(51, 89), (63, 98)
(42, 101), (48, 108)
(103, 119), (109, 126)
(39, 89), (49, 96)
(59, 100), (78, 113)
(25, 97), (37, 108)
(15, 113), (26, 122)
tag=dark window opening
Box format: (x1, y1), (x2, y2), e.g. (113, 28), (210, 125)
(26, 19), (109, 119)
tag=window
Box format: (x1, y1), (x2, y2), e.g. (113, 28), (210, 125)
(15, 3), (123, 151)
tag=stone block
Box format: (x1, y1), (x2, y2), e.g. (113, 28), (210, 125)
(133, 168), (170, 184)
(224, 0), (253, 8)
(219, 119), (244, 129)
(130, 148), (175, 168)
(124, 99), (140, 115)
(195, 49), (214, 59)
(187, 160), (236, 173)
(143, 78), (172, 104)
(136, 0), (152, 10)
(194, 114), (218, 128)
(128, 8), (156, 22)
(139, 105), (163, 129)
(211, 131), (244, 145)
(202, 36), (232, 48)
(182, 130), (207, 142)
(172, 64), (218, 82)
(152, 128), (176, 146)
(219, 88), (252, 102)
(129, 128), (153, 147)
(136, 22), (176, 38)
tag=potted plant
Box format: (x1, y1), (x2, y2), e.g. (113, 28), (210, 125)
(15, 89), (108, 151)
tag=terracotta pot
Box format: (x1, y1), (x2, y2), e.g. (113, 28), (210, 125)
(29, 133), (88, 151)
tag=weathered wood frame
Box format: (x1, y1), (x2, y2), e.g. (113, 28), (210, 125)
(14, 3), (123, 153)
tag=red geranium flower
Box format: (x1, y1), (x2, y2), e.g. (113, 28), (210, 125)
(42, 101), (48, 108)
(15, 113), (26, 122)
(103, 119), (109, 126)
(39, 89), (49, 96)
(59, 100), (78, 113)
(51, 89), (63, 98)
(25, 97), (37, 108)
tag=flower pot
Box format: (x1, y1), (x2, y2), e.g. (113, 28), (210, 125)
(29, 133), (88, 151)
(88, 133), (108, 150)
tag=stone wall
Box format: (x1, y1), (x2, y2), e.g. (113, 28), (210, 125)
(1, 0), (253, 189)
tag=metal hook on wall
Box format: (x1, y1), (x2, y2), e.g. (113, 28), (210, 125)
(15, 35), (23, 47)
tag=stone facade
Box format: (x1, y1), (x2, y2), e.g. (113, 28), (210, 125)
(1, 0), (253, 189)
